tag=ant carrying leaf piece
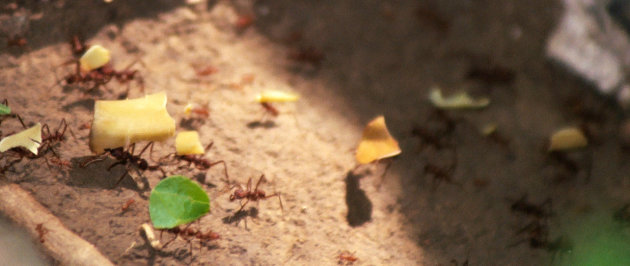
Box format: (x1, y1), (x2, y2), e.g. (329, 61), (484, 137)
(355, 116), (401, 164)
(183, 103), (209, 118)
(149, 175), (210, 229)
(0, 123), (42, 155)
(89, 92), (175, 154)
(429, 87), (490, 109)
(548, 127), (587, 152)
(255, 90), (299, 117)
(79, 45), (111, 72)
(175, 131), (204, 155)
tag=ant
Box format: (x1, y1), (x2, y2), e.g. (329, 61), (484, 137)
(288, 46), (325, 66)
(81, 142), (165, 187)
(45, 157), (72, 170)
(7, 36), (27, 48)
(338, 251), (358, 265)
(509, 195), (552, 219)
(424, 162), (460, 188)
(229, 174), (283, 213)
(70, 35), (89, 57)
(35, 223), (47, 243)
(121, 198), (135, 213)
(161, 224), (220, 256)
(0, 99), (25, 127)
(39, 119), (75, 157)
(195, 66), (218, 77)
(235, 14), (254, 30)
(261, 102), (280, 117)
(162, 142), (229, 180)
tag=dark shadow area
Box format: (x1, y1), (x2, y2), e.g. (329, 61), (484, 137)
(222, 207), (259, 228)
(344, 171), (372, 227)
(67, 156), (144, 190)
(249, 0), (626, 264)
(0, 0), (190, 55)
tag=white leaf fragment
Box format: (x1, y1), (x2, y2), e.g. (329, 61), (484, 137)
(0, 123), (42, 155)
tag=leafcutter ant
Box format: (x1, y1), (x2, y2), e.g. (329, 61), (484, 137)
(121, 198), (135, 213)
(162, 142), (229, 181)
(229, 174), (283, 213)
(288, 46), (325, 66)
(161, 224), (220, 257)
(235, 14), (254, 30)
(509, 195), (552, 219)
(35, 223), (47, 243)
(81, 142), (165, 187)
(261, 102), (279, 117)
(195, 66), (218, 77)
(338, 251), (358, 265)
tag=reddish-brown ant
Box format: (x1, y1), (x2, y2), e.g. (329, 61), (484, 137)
(46, 157), (72, 170)
(261, 102), (279, 117)
(7, 36), (27, 48)
(235, 14), (254, 30)
(162, 142), (229, 180)
(35, 223), (47, 243)
(70, 35), (89, 56)
(229, 174), (283, 213)
(81, 142), (165, 187)
(509, 195), (552, 219)
(121, 198), (135, 213)
(338, 251), (358, 265)
(161, 224), (220, 256)
(195, 66), (218, 77)
(288, 46), (325, 66)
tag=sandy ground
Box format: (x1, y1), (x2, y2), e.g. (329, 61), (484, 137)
(1, 0), (630, 265)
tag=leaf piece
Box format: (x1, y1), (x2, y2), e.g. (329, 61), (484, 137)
(429, 87), (489, 109)
(149, 175), (210, 229)
(548, 127), (588, 151)
(255, 90), (299, 103)
(79, 45), (111, 72)
(0, 103), (10, 115)
(0, 123), (42, 155)
(89, 92), (176, 154)
(175, 131), (204, 155)
(355, 116), (401, 164)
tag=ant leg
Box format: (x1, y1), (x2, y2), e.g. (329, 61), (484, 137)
(16, 114), (26, 129)
(161, 230), (179, 248)
(253, 174), (266, 192)
(41, 124), (52, 138)
(237, 199), (250, 213)
(80, 156), (106, 167)
(137, 142), (154, 159)
(107, 161), (126, 171)
(59, 118), (76, 140)
(204, 141), (214, 152)
(113, 169), (129, 187)
(208, 160), (229, 184)
(266, 192), (284, 211)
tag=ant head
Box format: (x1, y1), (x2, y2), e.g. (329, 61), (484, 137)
(256, 190), (266, 198)
(137, 159), (148, 170)
(109, 148), (124, 157)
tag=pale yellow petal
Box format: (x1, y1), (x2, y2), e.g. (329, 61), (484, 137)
(0, 123), (42, 155)
(548, 127), (588, 151)
(255, 90), (299, 103)
(79, 45), (111, 72)
(175, 131), (205, 155)
(89, 92), (176, 154)
(356, 116), (401, 164)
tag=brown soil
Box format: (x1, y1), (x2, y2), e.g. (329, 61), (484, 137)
(1, 0), (628, 265)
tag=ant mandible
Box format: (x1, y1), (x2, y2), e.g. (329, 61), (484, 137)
(229, 174), (283, 213)
(81, 142), (164, 187)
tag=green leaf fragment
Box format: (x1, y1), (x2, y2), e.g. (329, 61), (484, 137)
(149, 175), (210, 229)
(0, 103), (10, 115)
(428, 87), (490, 109)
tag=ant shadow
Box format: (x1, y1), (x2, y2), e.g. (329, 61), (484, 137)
(61, 98), (94, 113)
(66, 156), (145, 190)
(179, 118), (206, 130)
(345, 170), (373, 227)
(246, 120), (277, 129)
(222, 207), (259, 228)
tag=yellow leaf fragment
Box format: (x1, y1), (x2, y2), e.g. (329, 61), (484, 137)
(355, 116), (401, 164)
(429, 87), (490, 109)
(80, 45), (111, 72)
(89, 92), (176, 154)
(255, 90), (300, 103)
(481, 123), (497, 136)
(175, 131), (205, 155)
(548, 127), (588, 151)
(0, 123), (42, 155)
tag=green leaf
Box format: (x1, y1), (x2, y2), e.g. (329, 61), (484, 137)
(0, 103), (10, 115)
(149, 175), (210, 229)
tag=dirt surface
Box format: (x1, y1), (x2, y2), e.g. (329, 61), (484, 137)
(1, 0), (629, 265)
